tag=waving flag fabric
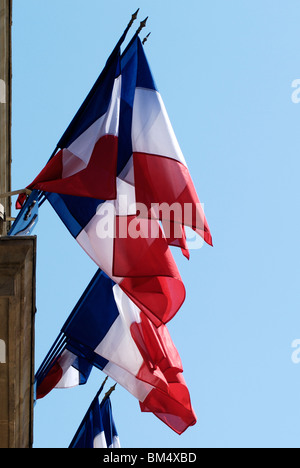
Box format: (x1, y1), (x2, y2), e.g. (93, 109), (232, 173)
(27, 55), (121, 200)
(11, 24), (214, 440)
(69, 395), (120, 449)
(45, 189), (185, 326)
(35, 270), (197, 435)
(17, 21), (135, 202)
(25, 36), (211, 326)
(27, 36), (212, 245)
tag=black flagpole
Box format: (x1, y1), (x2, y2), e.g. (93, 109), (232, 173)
(142, 32), (151, 45)
(101, 382), (117, 404)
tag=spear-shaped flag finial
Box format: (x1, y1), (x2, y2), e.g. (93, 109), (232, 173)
(136, 16), (148, 36)
(102, 383), (117, 402)
(127, 8), (140, 29)
(142, 32), (151, 45)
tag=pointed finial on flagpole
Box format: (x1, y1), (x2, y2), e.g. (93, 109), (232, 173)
(127, 8), (140, 29)
(103, 383), (117, 401)
(96, 375), (109, 399)
(102, 375), (109, 388)
(142, 32), (151, 45)
(136, 16), (148, 36)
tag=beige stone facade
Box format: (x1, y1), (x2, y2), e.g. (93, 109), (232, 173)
(0, 0), (12, 235)
(0, 237), (36, 448)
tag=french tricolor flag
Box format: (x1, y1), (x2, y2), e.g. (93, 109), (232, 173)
(27, 53), (121, 201)
(35, 270), (197, 435)
(23, 36), (212, 326)
(69, 395), (120, 449)
(25, 25), (125, 201)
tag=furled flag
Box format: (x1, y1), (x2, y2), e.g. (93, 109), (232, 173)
(35, 270), (197, 435)
(69, 394), (120, 449)
(18, 35), (212, 326)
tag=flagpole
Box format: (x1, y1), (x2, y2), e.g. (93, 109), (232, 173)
(101, 382), (117, 404)
(55, 10), (140, 152)
(96, 375), (109, 400)
(127, 8), (140, 30)
(142, 32), (151, 45)
(47, 9), (142, 163)
(120, 15), (149, 63)
(136, 17), (148, 36)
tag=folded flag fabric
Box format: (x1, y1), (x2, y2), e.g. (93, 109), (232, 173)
(35, 270), (197, 435)
(69, 395), (120, 449)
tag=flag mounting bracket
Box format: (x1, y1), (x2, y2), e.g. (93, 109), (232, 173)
(0, 188), (32, 199)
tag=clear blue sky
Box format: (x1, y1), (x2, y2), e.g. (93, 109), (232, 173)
(11, 0), (300, 448)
